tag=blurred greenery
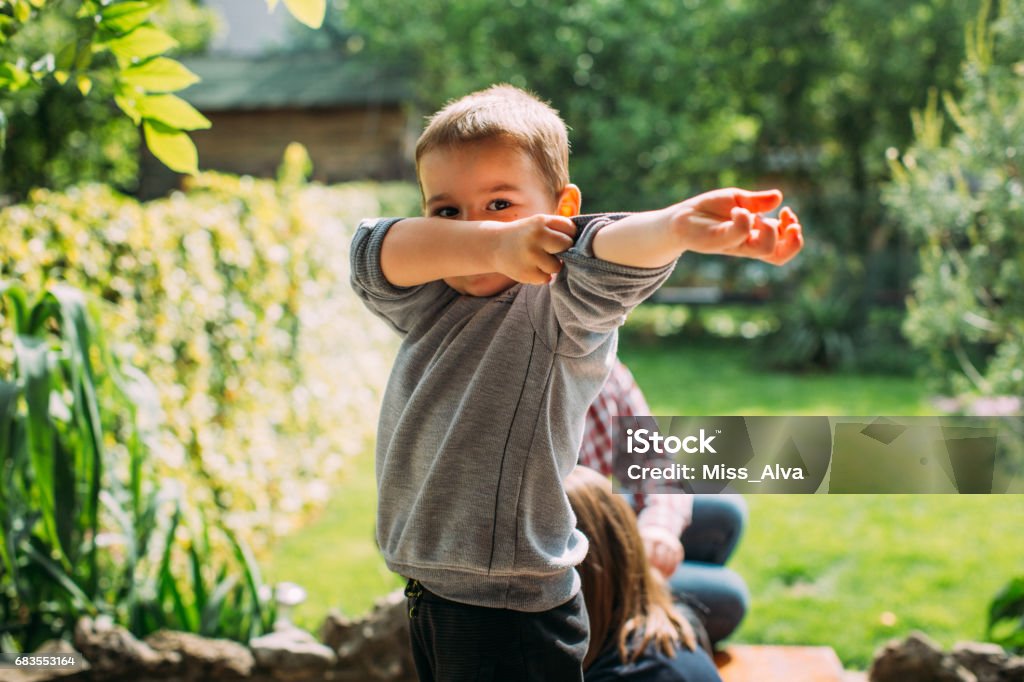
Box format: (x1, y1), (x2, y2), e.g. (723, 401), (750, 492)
(0, 0), (218, 198)
(0, 281), (274, 652)
(0, 0), (326, 196)
(313, 0), (992, 371)
(1, 169), (413, 554)
(883, 0), (1024, 403)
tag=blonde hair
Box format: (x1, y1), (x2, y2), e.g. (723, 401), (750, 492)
(565, 466), (698, 671)
(414, 84), (570, 199)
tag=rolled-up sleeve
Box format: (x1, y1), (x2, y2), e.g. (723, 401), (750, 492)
(349, 218), (458, 336)
(542, 214), (677, 356)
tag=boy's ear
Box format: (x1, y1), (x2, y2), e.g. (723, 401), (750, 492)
(557, 184), (582, 217)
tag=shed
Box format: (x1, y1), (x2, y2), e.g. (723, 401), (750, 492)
(138, 51), (414, 197)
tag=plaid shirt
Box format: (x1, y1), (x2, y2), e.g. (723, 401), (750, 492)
(579, 360), (693, 537)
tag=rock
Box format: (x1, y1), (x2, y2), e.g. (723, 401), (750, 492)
(73, 615), (179, 680)
(869, 631), (976, 682)
(145, 630), (254, 679)
(321, 589), (416, 681)
(951, 641), (1015, 682)
(249, 625), (337, 680)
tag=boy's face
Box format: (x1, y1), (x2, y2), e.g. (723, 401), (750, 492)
(418, 139), (573, 297)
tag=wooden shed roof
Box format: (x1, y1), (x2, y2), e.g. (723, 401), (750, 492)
(179, 51), (410, 112)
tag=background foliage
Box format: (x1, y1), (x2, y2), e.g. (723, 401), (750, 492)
(0, 281), (275, 652)
(0, 0), (325, 198)
(0, 157), (413, 550)
(322, 0), (988, 372)
(883, 0), (1024, 402)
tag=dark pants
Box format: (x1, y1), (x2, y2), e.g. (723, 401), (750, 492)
(668, 494), (750, 646)
(405, 579), (588, 682)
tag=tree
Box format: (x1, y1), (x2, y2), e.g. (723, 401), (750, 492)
(0, 0), (326, 197)
(883, 0), (1023, 401)
(327, 0), (981, 370)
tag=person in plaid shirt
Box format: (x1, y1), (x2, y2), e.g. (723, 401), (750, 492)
(579, 359), (750, 647)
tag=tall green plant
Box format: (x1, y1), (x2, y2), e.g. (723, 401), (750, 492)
(882, 0), (1024, 401)
(0, 281), (273, 653)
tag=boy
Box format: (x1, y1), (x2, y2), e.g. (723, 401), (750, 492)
(350, 84), (802, 681)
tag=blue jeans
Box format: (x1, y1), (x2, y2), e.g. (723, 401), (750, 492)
(668, 494), (750, 646)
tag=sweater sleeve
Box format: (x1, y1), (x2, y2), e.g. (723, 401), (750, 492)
(349, 218), (459, 336)
(531, 214), (677, 357)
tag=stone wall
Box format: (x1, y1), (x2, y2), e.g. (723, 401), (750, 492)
(5, 589), (415, 682)
(9, 602), (1024, 682)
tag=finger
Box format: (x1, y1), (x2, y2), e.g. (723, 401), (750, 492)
(780, 206), (797, 230)
(768, 224), (804, 266)
(724, 206), (754, 246)
(540, 229), (575, 254)
(735, 189), (783, 213)
(545, 215), (577, 239)
(748, 214), (779, 256)
(535, 253), (564, 276)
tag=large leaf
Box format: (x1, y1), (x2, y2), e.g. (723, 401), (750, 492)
(47, 286), (103, 579)
(14, 334), (59, 551)
(99, 1), (157, 35)
(23, 542), (95, 612)
(101, 26), (178, 65)
(0, 281), (30, 332)
(282, 0), (325, 28)
(139, 94), (210, 131)
(143, 119), (198, 175)
(0, 381), (18, 468)
(122, 57), (199, 92)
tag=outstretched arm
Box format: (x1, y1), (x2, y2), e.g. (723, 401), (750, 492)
(379, 215), (577, 287)
(592, 188), (804, 268)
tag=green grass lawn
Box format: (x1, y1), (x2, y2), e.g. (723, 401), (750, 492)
(263, 337), (1020, 669)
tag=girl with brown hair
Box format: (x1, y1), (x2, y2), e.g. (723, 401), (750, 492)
(566, 466), (722, 681)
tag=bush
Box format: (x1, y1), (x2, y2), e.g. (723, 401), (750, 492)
(0, 153), (415, 550)
(882, 0), (1024, 403)
(0, 282), (273, 652)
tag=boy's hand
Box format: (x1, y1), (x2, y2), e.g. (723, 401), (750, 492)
(673, 188), (804, 266)
(490, 214), (577, 285)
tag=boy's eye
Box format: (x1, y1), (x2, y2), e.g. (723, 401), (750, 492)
(487, 199), (512, 211)
(434, 206), (459, 218)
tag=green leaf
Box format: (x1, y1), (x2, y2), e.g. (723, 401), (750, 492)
(122, 57), (199, 92)
(102, 26), (178, 65)
(226, 528), (266, 640)
(143, 119), (198, 174)
(283, 0), (325, 28)
(0, 63), (31, 92)
(139, 93), (210, 130)
(99, 1), (156, 35)
(23, 543), (95, 612)
(114, 86), (142, 125)
(55, 42), (76, 72)
(13, 0), (31, 23)
(75, 1), (99, 19)
(0, 281), (29, 332)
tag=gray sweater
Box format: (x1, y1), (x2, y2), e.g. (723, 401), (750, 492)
(350, 214), (675, 612)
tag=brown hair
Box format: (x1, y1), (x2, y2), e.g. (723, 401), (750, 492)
(566, 466), (697, 671)
(414, 84), (570, 200)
